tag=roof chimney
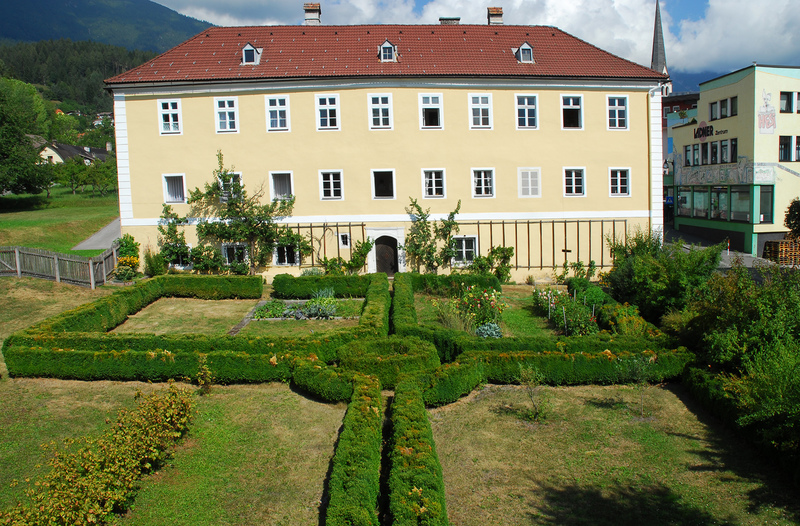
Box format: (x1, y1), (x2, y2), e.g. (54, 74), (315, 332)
(487, 7), (503, 25)
(303, 3), (321, 25)
(439, 17), (461, 25)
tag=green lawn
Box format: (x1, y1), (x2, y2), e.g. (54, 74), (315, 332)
(430, 383), (799, 526)
(0, 186), (119, 256)
(112, 298), (259, 335)
(116, 383), (346, 526)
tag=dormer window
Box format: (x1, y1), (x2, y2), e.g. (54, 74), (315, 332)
(516, 42), (534, 63)
(380, 40), (396, 62)
(241, 43), (262, 66)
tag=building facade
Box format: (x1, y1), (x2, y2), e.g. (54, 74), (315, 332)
(105, 5), (669, 280)
(672, 65), (800, 255)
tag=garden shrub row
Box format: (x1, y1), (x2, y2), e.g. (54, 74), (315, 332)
(0, 384), (194, 525)
(565, 277), (658, 336)
(338, 336), (440, 390)
(292, 358), (355, 402)
(4, 274), (391, 381)
(389, 380), (449, 525)
(409, 272), (501, 296)
(271, 273), (370, 298)
(325, 375), (383, 526)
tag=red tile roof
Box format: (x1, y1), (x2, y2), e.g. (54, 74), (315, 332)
(106, 24), (667, 85)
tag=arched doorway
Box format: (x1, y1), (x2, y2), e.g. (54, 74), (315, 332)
(374, 236), (398, 277)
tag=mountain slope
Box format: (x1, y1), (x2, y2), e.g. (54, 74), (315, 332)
(0, 0), (212, 53)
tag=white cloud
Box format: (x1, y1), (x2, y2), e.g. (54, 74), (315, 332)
(152, 0), (800, 73)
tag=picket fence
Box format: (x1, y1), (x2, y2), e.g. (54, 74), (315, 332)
(0, 243), (119, 289)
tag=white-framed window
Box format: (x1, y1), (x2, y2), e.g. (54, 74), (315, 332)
(609, 168), (630, 197)
(709, 101), (719, 121)
(469, 93), (492, 129)
(215, 97), (238, 133)
(320, 170), (343, 200)
(564, 168), (585, 196)
(222, 243), (248, 265)
(368, 94), (393, 130)
(472, 168), (494, 198)
(219, 172), (242, 203)
(607, 96), (627, 130)
(380, 41), (396, 62)
(663, 106), (670, 118)
(158, 99), (181, 135)
(518, 168), (541, 198)
(372, 169), (395, 199)
(419, 93), (443, 129)
(562, 95), (582, 129)
(162, 174), (186, 203)
(516, 42), (534, 63)
(779, 136), (792, 162)
(266, 96), (290, 132)
(339, 233), (350, 249)
(453, 236), (477, 266)
(780, 92), (793, 113)
(316, 94), (340, 130)
(270, 172), (293, 200)
(516, 94), (537, 129)
(241, 43), (262, 65)
(422, 169), (445, 198)
(274, 245), (299, 266)
(720, 99), (729, 119)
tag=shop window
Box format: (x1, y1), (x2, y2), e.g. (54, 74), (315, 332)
(760, 186), (774, 224)
(731, 186), (751, 222)
(677, 187), (692, 217)
(693, 187), (709, 218)
(711, 187), (728, 220)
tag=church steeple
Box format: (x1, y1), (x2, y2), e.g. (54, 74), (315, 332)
(651, 0), (668, 75)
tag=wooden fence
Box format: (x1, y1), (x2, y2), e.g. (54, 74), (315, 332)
(0, 243), (119, 289)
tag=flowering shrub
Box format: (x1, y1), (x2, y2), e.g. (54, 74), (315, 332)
(1, 383), (195, 525)
(532, 288), (598, 336)
(116, 255), (139, 270)
(456, 285), (507, 327)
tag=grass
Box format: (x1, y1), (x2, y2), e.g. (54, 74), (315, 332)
(238, 317), (360, 338)
(429, 383), (800, 526)
(0, 379), (164, 509)
(112, 298), (258, 335)
(117, 383), (346, 526)
(0, 276), (113, 376)
(0, 186), (119, 257)
(414, 284), (553, 338)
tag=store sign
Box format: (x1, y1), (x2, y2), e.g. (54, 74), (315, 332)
(693, 122), (713, 141)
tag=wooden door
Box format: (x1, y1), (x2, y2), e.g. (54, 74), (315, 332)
(375, 236), (398, 277)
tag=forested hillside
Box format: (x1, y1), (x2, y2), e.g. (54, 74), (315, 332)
(0, 0), (211, 54)
(0, 40), (157, 113)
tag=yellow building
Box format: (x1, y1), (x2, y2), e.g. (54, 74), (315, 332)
(672, 65), (800, 255)
(105, 5), (669, 281)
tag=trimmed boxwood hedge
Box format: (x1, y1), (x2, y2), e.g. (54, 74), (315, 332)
(338, 336), (440, 390)
(409, 272), (501, 296)
(389, 380), (449, 525)
(271, 274), (370, 298)
(326, 374), (383, 526)
(292, 359), (355, 402)
(3, 273), (391, 382)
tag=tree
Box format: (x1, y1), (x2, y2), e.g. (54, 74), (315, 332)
(401, 197), (461, 274)
(784, 197), (800, 239)
(187, 151), (311, 275)
(0, 87), (44, 194)
(157, 204), (190, 266)
(84, 154), (117, 196)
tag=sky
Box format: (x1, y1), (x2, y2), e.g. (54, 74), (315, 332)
(150, 0), (800, 76)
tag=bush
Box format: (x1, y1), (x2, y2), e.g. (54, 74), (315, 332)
(389, 381), (449, 525)
(292, 360), (355, 402)
(532, 288), (598, 336)
(463, 245), (514, 283)
(116, 232), (140, 259)
(597, 303), (651, 335)
(605, 229), (723, 323)
(325, 375), (382, 526)
(338, 336), (440, 390)
(1, 384), (194, 525)
(142, 246), (166, 277)
(409, 272), (501, 296)
(189, 245), (225, 273)
(417, 360), (483, 406)
(271, 274), (370, 299)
